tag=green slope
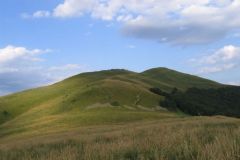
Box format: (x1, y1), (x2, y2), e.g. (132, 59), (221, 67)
(0, 68), (223, 138)
(141, 67), (221, 91)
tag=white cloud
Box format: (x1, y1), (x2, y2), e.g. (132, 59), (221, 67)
(0, 45), (49, 64)
(53, 0), (97, 18)
(33, 10), (51, 18)
(0, 45), (86, 95)
(191, 45), (240, 74)
(199, 63), (236, 74)
(27, 0), (240, 45)
(198, 45), (240, 64)
(21, 11), (51, 19)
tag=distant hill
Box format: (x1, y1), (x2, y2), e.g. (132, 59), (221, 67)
(0, 67), (232, 138)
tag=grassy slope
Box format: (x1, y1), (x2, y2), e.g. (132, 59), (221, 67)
(141, 67), (221, 91)
(0, 116), (240, 160)
(0, 68), (223, 140)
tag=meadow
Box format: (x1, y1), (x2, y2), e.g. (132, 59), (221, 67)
(0, 116), (239, 160)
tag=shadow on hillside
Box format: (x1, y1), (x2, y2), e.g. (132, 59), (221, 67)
(150, 86), (240, 118)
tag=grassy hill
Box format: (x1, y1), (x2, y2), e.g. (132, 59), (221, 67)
(141, 67), (221, 91)
(1, 67), (239, 160)
(0, 68), (222, 126)
(0, 68), (224, 133)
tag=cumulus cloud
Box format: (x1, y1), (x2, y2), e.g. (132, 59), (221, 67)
(26, 0), (240, 45)
(197, 45), (240, 64)
(0, 45), (85, 95)
(53, 0), (96, 18)
(191, 45), (240, 74)
(0, 45), (49, 64)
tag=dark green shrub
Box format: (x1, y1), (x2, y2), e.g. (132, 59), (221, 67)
(110, 101), (120, 106)
(149, 88), (169, 97)
(2, 110), (9, 116)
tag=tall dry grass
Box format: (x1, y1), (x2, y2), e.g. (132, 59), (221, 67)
(0, 117), (239, 160)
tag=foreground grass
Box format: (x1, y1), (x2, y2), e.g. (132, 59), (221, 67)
(0, 116), (239, 160)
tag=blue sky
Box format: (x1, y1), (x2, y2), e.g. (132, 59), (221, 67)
(0, 0), (240, 95)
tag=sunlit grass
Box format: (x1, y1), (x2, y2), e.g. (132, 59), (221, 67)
(0, 116), (239, 160)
